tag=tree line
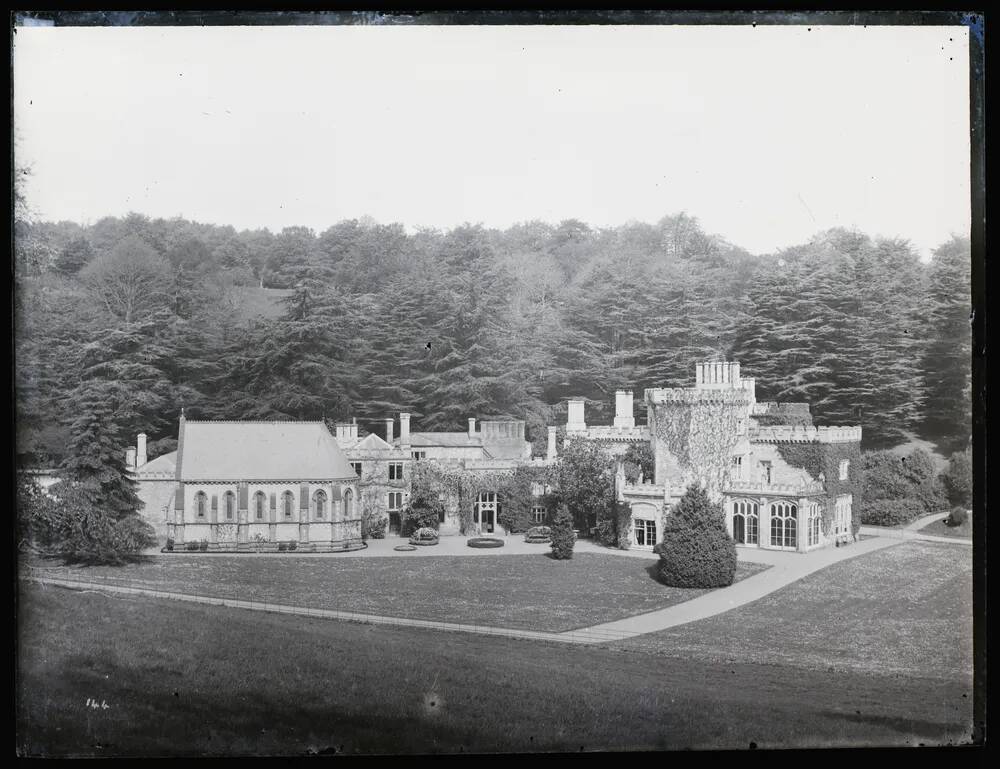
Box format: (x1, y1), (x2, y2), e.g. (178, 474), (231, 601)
(14, 210), (972, 473)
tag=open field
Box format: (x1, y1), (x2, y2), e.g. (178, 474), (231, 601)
(16, 581), (974, 756)
(21, 553), (768, 632)
(612, 541), (973, 681)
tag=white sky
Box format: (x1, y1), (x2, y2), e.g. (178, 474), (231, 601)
(13, 24), (971, 257)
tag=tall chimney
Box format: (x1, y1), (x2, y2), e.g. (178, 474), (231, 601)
(614, 390), (635, 429)
(468, 418), (476, 438)
(567, 399), (586, 432)
(384, 418), (394, 444)
(400, 412), (411, 451)
(137, 433), (147, 468)
(126, 447), (137, 470)
(546, 426), (558, 461)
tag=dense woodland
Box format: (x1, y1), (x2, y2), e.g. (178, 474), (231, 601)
(14, 207), (972, 469)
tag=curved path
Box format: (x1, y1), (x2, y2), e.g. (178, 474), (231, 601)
(859, 510), (971, 546)
(24, 535), (911, 645)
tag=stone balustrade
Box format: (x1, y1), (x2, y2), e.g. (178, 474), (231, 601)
(565, 425), (650, 441)
(725, 480), (826, 495)
(749, 425), (862, 443)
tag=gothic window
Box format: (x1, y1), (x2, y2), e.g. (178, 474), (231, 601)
(807, 503), (822, 546)
(195, 491), (207, 518)
(224, 491), (236, 521)
(282, 491), (294, 519)
(769, 502), (797, 549)
(343, 488), (354, 518)
(314, 490), (327, 520)
(732, 500), (759, 545)
(254, 491), (266, 520)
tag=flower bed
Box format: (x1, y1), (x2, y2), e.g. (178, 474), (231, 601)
(467, 537), (505, 549)
(409, 527), (439, 546)
(393, 544), (417, 552)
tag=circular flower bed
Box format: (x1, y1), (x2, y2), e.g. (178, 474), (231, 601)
(467, 537), (504, 549)
(409, 527), (440, 546)
(393, 544), (417, 552)
(524, 525), (552, 544)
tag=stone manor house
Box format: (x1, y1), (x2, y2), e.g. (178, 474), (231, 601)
(128, 361), (861, 553)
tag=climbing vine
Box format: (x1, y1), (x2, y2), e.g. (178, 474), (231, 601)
(774, 441), (863, 535)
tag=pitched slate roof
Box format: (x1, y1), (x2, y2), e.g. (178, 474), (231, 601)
(353, 433), (395, 451)
(177, 421), (356, 482)
(137, 451), (177, 475)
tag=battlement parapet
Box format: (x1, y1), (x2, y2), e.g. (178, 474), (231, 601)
(749, 425), (862, 443)
(725, 480), (826, 496)
(645, 387), (754, 406)
(566, 425), (650, 442)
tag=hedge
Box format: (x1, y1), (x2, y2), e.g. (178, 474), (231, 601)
(859, 498), (921, 527)
(946, 506), (968, 527)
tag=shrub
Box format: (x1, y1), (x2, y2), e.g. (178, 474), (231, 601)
(946, 506), (968, 527)
(524, 526), (552, 543)
(549, 503), (576, 560)
(366, 516), (388, 540)
(288, 540), (297, 551)
(185, 541), (199, 551)
(401, 494), (442, 537)
(859, 498), (919, 527)
(862, 451), (915, 501)
(278, 541), (288, 552)
(654, 484), (736, 588)
(165, 538), (174, 552)
(199, 539), (209, 552)
(942, 447), (972, 508)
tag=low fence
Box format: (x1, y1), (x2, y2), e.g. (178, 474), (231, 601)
(20, 570), (644, 646)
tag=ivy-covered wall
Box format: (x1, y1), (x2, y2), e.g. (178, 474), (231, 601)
(774, 441), (863, 534)
(649, 393), (751, 499)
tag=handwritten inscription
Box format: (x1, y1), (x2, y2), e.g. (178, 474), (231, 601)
(85, 698), (110, 710)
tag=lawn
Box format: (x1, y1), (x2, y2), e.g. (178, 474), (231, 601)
(16, 582), (975, 756)
(22, 553), (769, 633)
(613, 541), (974, 682)
(918, 517), (972, 540)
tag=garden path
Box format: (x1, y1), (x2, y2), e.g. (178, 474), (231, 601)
(26, 534), (910, 645)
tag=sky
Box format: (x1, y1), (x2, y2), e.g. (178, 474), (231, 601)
(13, 23), (971, 258)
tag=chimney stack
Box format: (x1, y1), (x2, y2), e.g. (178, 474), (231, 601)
(614, 390), (635, 429)
(400, 413), (411, 451)
(546, 426), (558, 461)
(384, 417), (394, 444)
(567, 399), (586, 432)
(137, 433), (147, 468)
(126, 447), (137, 470)
(468, 418), (476, 438)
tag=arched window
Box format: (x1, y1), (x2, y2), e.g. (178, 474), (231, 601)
(769, 502), (797, 549)
(314, 489), (327, 520)
(807, 503), (822, 546)
(254, 491), (266, 520)
(732, 500), (758, 545)
(195, 491), (207, 518)
(224, 491), (236, 521)
(343, 488), (353, 518)
(282, 491), (295, 519)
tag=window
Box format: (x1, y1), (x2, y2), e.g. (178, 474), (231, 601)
(731, 456), (743, 480)
(835, 495), (852, 537)
(313, 490), (327, 520)
(388, 492), (403, 511)
(343, 488), (354, 518)
(732, 500), (758, 545)
(807, 503), (822, 546)
(531, 505), (546, 523)
(634, 519), (657, 547)
(224, 492), (236, 521)
(388, 462), (403, 481)
(254, 491), (266, 520)
(769, 502), (797, 549)
(839, 460), (850, 481)
(439, 506), (446, 523)
(411, 451), (427, 461)
(195, 491), (207, 518)
(282, 491), (294, 518)
(350, 462), (362, 477)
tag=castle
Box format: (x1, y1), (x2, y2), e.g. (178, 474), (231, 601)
(128, 361), (861, 553)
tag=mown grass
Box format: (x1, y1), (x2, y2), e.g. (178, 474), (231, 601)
(613, 541), (974, 681)
(918, 517), (972, 540)
(22, 553), (769, 632)
(16, 581), (974, 756)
